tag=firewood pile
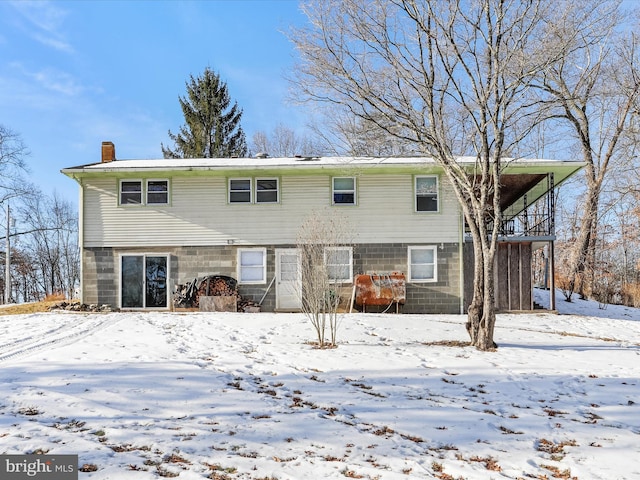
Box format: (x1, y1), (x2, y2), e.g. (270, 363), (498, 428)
(196, 275), (238, 299)
(237, 297), (261, 312)
(173, 275), (238, 309)
(173, 275), (261, 312)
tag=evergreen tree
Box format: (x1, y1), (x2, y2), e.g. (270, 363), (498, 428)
(162, 68), (247, 158)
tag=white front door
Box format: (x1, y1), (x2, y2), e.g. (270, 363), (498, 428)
(275, 249), (302, 311)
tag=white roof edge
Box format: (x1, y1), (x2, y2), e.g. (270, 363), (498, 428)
(61, 156), (584, 173)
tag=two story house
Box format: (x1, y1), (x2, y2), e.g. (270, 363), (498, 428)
(61, 142), (583, 313)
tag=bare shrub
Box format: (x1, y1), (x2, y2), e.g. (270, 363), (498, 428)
(296, 209), (353, 348)
(621, 282), (640, 308)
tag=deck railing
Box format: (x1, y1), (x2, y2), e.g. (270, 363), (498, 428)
(499, 212), (553, 237)
(466, 172), (555, 239)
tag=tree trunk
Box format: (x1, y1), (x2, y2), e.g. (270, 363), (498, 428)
(475, 257), (498, 350)
(567, 176), (600, 300)
(466, 237), (484, 344)
(465, 213), (498, 351)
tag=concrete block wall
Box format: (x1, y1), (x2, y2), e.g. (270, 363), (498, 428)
(82, 247), (116, 306)
(82, 242), (461, 313)
(82, 245), (282, 311)
(353, 242), (461, 314)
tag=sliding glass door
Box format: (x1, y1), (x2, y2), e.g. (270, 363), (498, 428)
(121, 255), (168, 308)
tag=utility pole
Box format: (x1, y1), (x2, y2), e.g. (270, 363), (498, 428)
(5, 203), (10, 304)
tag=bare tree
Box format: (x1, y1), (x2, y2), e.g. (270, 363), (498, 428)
(250, 123), (324, 157)
(290, 0), (565, 350)
(532, 1), (640, 300)
(587, 188), (640, 307)
(10, 247), (40, 303)
(309, 110), (417, 156)
(19, 191), (79, 299)
(0, 124), (30, 201)
(0, 125), (30, 303)
(296, 209), (352, 348)
(0, 127), (80, 303)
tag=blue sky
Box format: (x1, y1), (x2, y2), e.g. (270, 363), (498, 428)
(0, 0), (309, 202)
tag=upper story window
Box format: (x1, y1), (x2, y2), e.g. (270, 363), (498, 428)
(120, 180), (142, 205)
(256, 178), (279, 203)
(332, 177), (356, 205)
(229, 179), (252, 203)
(229, 178), (279, 204)
(408, 245), (437, 282)
(415, 176), (439, 212)
(120, 179), (170, 206)
(147, 180), (169, 204)
(325, 246), (353, 283)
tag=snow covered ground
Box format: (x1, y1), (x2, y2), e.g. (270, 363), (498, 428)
(0, 290), (639, 479)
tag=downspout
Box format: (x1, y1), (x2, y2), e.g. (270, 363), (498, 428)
(459, 207), (465, 314)
(78, 177), (85, 304)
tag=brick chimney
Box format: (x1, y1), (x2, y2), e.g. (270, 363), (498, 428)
(101, 141), (116, 163)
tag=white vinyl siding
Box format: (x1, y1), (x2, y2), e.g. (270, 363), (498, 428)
(83, 173), (460, 247)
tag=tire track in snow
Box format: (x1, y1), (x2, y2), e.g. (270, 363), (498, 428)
(0, 319), (85, 354)
(0, 314), (123, 363)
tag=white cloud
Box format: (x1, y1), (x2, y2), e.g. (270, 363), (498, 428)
(31, 67), (84, 96)
(3, 62), (85, 99)
(9, 0), (73, 53)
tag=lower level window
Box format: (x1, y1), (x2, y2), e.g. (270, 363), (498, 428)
(408, 246), (437, 282)
(325, 246), (353, 283)
(121, 254), (168, 308)
(238, 248), (267, 284)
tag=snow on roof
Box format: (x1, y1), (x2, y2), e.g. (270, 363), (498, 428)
(62, 155), (583, 173)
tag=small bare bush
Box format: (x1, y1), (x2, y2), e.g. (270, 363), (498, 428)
(44, 291), (66, 302)
(622, 282), (640, 308)
(296, 209), (353, 348)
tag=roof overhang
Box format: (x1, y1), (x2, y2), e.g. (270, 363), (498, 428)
(61, 156), (585, 184)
